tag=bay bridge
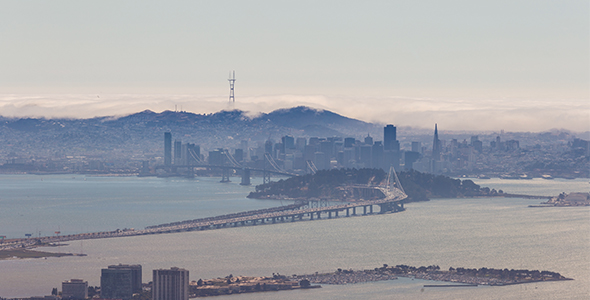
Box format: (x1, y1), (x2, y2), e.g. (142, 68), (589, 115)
(155, 150), (298, 185)
(0, 167), (407, 251)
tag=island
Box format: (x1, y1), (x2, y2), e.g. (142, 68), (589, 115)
(248, 168), (502, 202)
(186, 264), (572, 297)
(294, 264), (572, 286)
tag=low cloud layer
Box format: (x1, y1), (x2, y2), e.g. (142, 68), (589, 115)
(0, 94), (587, 132)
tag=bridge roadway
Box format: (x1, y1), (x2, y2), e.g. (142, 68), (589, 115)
(0, 189), (406, 251)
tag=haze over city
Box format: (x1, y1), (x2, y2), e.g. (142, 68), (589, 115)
(1, 1), (588, 132)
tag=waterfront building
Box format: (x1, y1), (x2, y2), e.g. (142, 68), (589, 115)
(100, 264), (142, 299)
(62, 279), (88, 300)
(164, 132), (172, 166)
(107, 264), (142, 293)
(153, 267), (189, 300)
(101, 268), (133, 299)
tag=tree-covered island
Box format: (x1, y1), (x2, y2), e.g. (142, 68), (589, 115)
(248, 168), (502, 202)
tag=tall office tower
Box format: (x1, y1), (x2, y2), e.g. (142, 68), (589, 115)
(240, 140), (249, 161)
(364, 134), (373, 146)
(360, 145), (372, 168)
(107, 264), (142, 293)
(101, 264), (142, 300)
(295, 137), (307, 150)
(153, 267), (189, 300)
(411, 141), (421, 153)
(62, 279), (88, 300)
(344, 137), (356, 148)
(308, 137), (320, 146)
(372, 141), (384, 169)
(234, 148), (244, 162)
(432, 124), (441, 161)
(384, 125), (400, 151)
(164, 132), (172, 166)
(174, 140), (182, 165)
(264, 140), (273, 154)
(282, 135), (295, 151)
(208, 149), (225, 166)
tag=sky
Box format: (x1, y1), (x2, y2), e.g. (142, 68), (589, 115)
(0, 1), (588, 132)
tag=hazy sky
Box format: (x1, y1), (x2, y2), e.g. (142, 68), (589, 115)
(0, 1), (588, 131)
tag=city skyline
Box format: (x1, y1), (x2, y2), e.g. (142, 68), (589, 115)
(0, 1), (588, 132)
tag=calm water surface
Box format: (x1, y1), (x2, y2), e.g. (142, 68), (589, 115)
(0, 176), (588, 299)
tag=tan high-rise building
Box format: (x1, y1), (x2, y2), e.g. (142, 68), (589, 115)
(62, 279), (88, 300)
(152, 267), (189, 300)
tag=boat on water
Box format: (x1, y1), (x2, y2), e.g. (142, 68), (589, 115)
(519, 174), (533, 180)
(541, 175), (554, 180)
(477, 174), (490, 179)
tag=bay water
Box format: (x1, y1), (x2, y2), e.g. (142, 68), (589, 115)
(0, 175), (588, 299)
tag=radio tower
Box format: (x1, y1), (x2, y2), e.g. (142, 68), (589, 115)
(228, 71), (236, 103)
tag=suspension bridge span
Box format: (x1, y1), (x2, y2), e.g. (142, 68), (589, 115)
(1, 167), (407, 251)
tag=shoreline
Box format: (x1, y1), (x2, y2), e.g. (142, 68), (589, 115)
(295, 265), (573, 287)
(0, 248), (85, 260)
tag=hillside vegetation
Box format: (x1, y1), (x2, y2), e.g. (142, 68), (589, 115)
(247, 169), (494, 202)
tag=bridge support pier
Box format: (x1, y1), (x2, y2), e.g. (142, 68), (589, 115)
(221, 168), (231, 183)
(346, 208), (350, 217)
(263, 170), (271, 185)
(240, 168), (251, 185)
(363, 206), (367, 215)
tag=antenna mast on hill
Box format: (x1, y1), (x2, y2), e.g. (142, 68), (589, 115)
(228, 71), (236, 104)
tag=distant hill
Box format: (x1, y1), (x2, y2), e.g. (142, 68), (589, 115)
(0, 106), (382, 159)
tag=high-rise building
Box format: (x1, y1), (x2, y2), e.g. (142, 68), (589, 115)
(174, 140), (182, 165)
(364, 134), (373, 146)
(432, 124), (441, 161)
(164, 132), (172, 166)
(62, 279), (88, 300)
(153, 267), (189, 300)
(411, 141), (421, 153)
(295, 137), (307, 151)
(107, 264), (142, 293)
(344, 137), (356, 148)
(383, 125), (400, 151)
(101, 264), (142, 300)
(282, 135), (295, 152)
(372, 141), (384, 169)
